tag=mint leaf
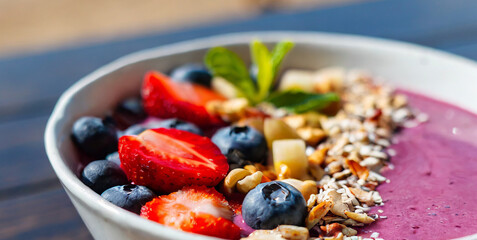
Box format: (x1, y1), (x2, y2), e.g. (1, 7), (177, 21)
(271, 41), (294, 79)
(266, 90), (340, 113)
(204, 40), (295, 105)
(251, 40), (273, 101)
(205, 47), (257, 102)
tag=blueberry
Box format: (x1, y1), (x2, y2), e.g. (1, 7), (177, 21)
(72, 117), (118, 158)
(101, 185), (156, 214)
(150, 118), (203, 136)
(121, 124), (147, 136)
(170, 64), (212, 87)
(81, 160), (128, 194)
(113, 97), (147, 128)
(106, 152), (121, 166)
(211, 126), (267, 168)
(242, 181), (306, 229)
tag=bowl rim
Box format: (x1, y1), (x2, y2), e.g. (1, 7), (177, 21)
(44, 31), (477, 239)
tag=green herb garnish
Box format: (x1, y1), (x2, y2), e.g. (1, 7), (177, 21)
(204, 40), (340, 113)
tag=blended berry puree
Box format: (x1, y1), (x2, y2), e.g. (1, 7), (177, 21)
(364, 90), (477, 239)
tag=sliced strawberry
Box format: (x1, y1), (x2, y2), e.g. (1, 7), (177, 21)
(118, 128), (228, 193)
(142, 71), (226, 128)
(141, 185), (241, 240)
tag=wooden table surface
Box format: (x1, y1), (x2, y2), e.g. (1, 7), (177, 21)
(2, 0), (477, 239)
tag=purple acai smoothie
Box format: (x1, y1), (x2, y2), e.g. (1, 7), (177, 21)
(363, 90), (477, 239)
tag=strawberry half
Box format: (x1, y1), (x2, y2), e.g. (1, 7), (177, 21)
(142, 71), (226, 128)
(118, 128), (229, 193)
(141, 185), (241, 240)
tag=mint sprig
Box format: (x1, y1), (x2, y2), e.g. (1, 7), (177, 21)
(204, 40), (340, 114)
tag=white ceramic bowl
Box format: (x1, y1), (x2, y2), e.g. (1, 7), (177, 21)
(45, 32), (477, 240)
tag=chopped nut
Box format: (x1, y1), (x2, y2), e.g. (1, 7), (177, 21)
(322, 216), (347, 223)
(297, 127), (327, 146)
(224, 98), (249, 121)
(224, 169), (251, 194)
(280, 179), (318, 201)
(314, 67), (345, 93)
(325, 156), (339, 165)
(211, 77), (239, 99)
(320, 223), (344, 238)
(345, 159), (369, 181)
(309, 164), (325, 181)
(363, 181), (378, 191)
(368, 171), (387, 183)
(205, 100), (222, 115)
(349, 187), (375, 206)
(283, 115), (307, 129)
(237, 171), (263, 194)
(206, 98), (250, 122)
(307, 194), (318, 210)
(306, 200), (333, 228)
(323, 232), (344, 240)
(244, 164), (258, 173)
(372, 191), (383, 204)
(327, 190), (350, 218)
(262, 170), (278, 181)
(242, 225), (308, 240)
(308, 147), (329, 166)
(342, 219), (365, 227)
(359, 157), (381, 171)
(302, 112), (326, 128)
(341, 225), (358, 236)
(276, 225), (309, 240)
(332, 169), (351, 180)
(327, 161), (343, 175)
(344, 211), (375, 224)
(369, 150), (387, 159)
(393, 94), (408, 108)
(243, 230), (285, 240)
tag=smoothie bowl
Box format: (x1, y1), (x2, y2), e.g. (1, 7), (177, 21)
(44, 32), (477, 240)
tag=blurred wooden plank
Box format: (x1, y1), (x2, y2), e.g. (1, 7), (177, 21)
(0, 116), (58, 193)
(0, 0), (360, 58)
(0, 187), (92, 240)
(2, 0), (477, 121)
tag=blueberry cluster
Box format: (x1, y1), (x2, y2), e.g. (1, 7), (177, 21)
(71, 64), (214, 214)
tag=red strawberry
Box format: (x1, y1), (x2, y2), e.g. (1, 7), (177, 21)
(118, 128), (229, 193)
(141, 185), (241, 240)
(142, 71), (226, 128)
